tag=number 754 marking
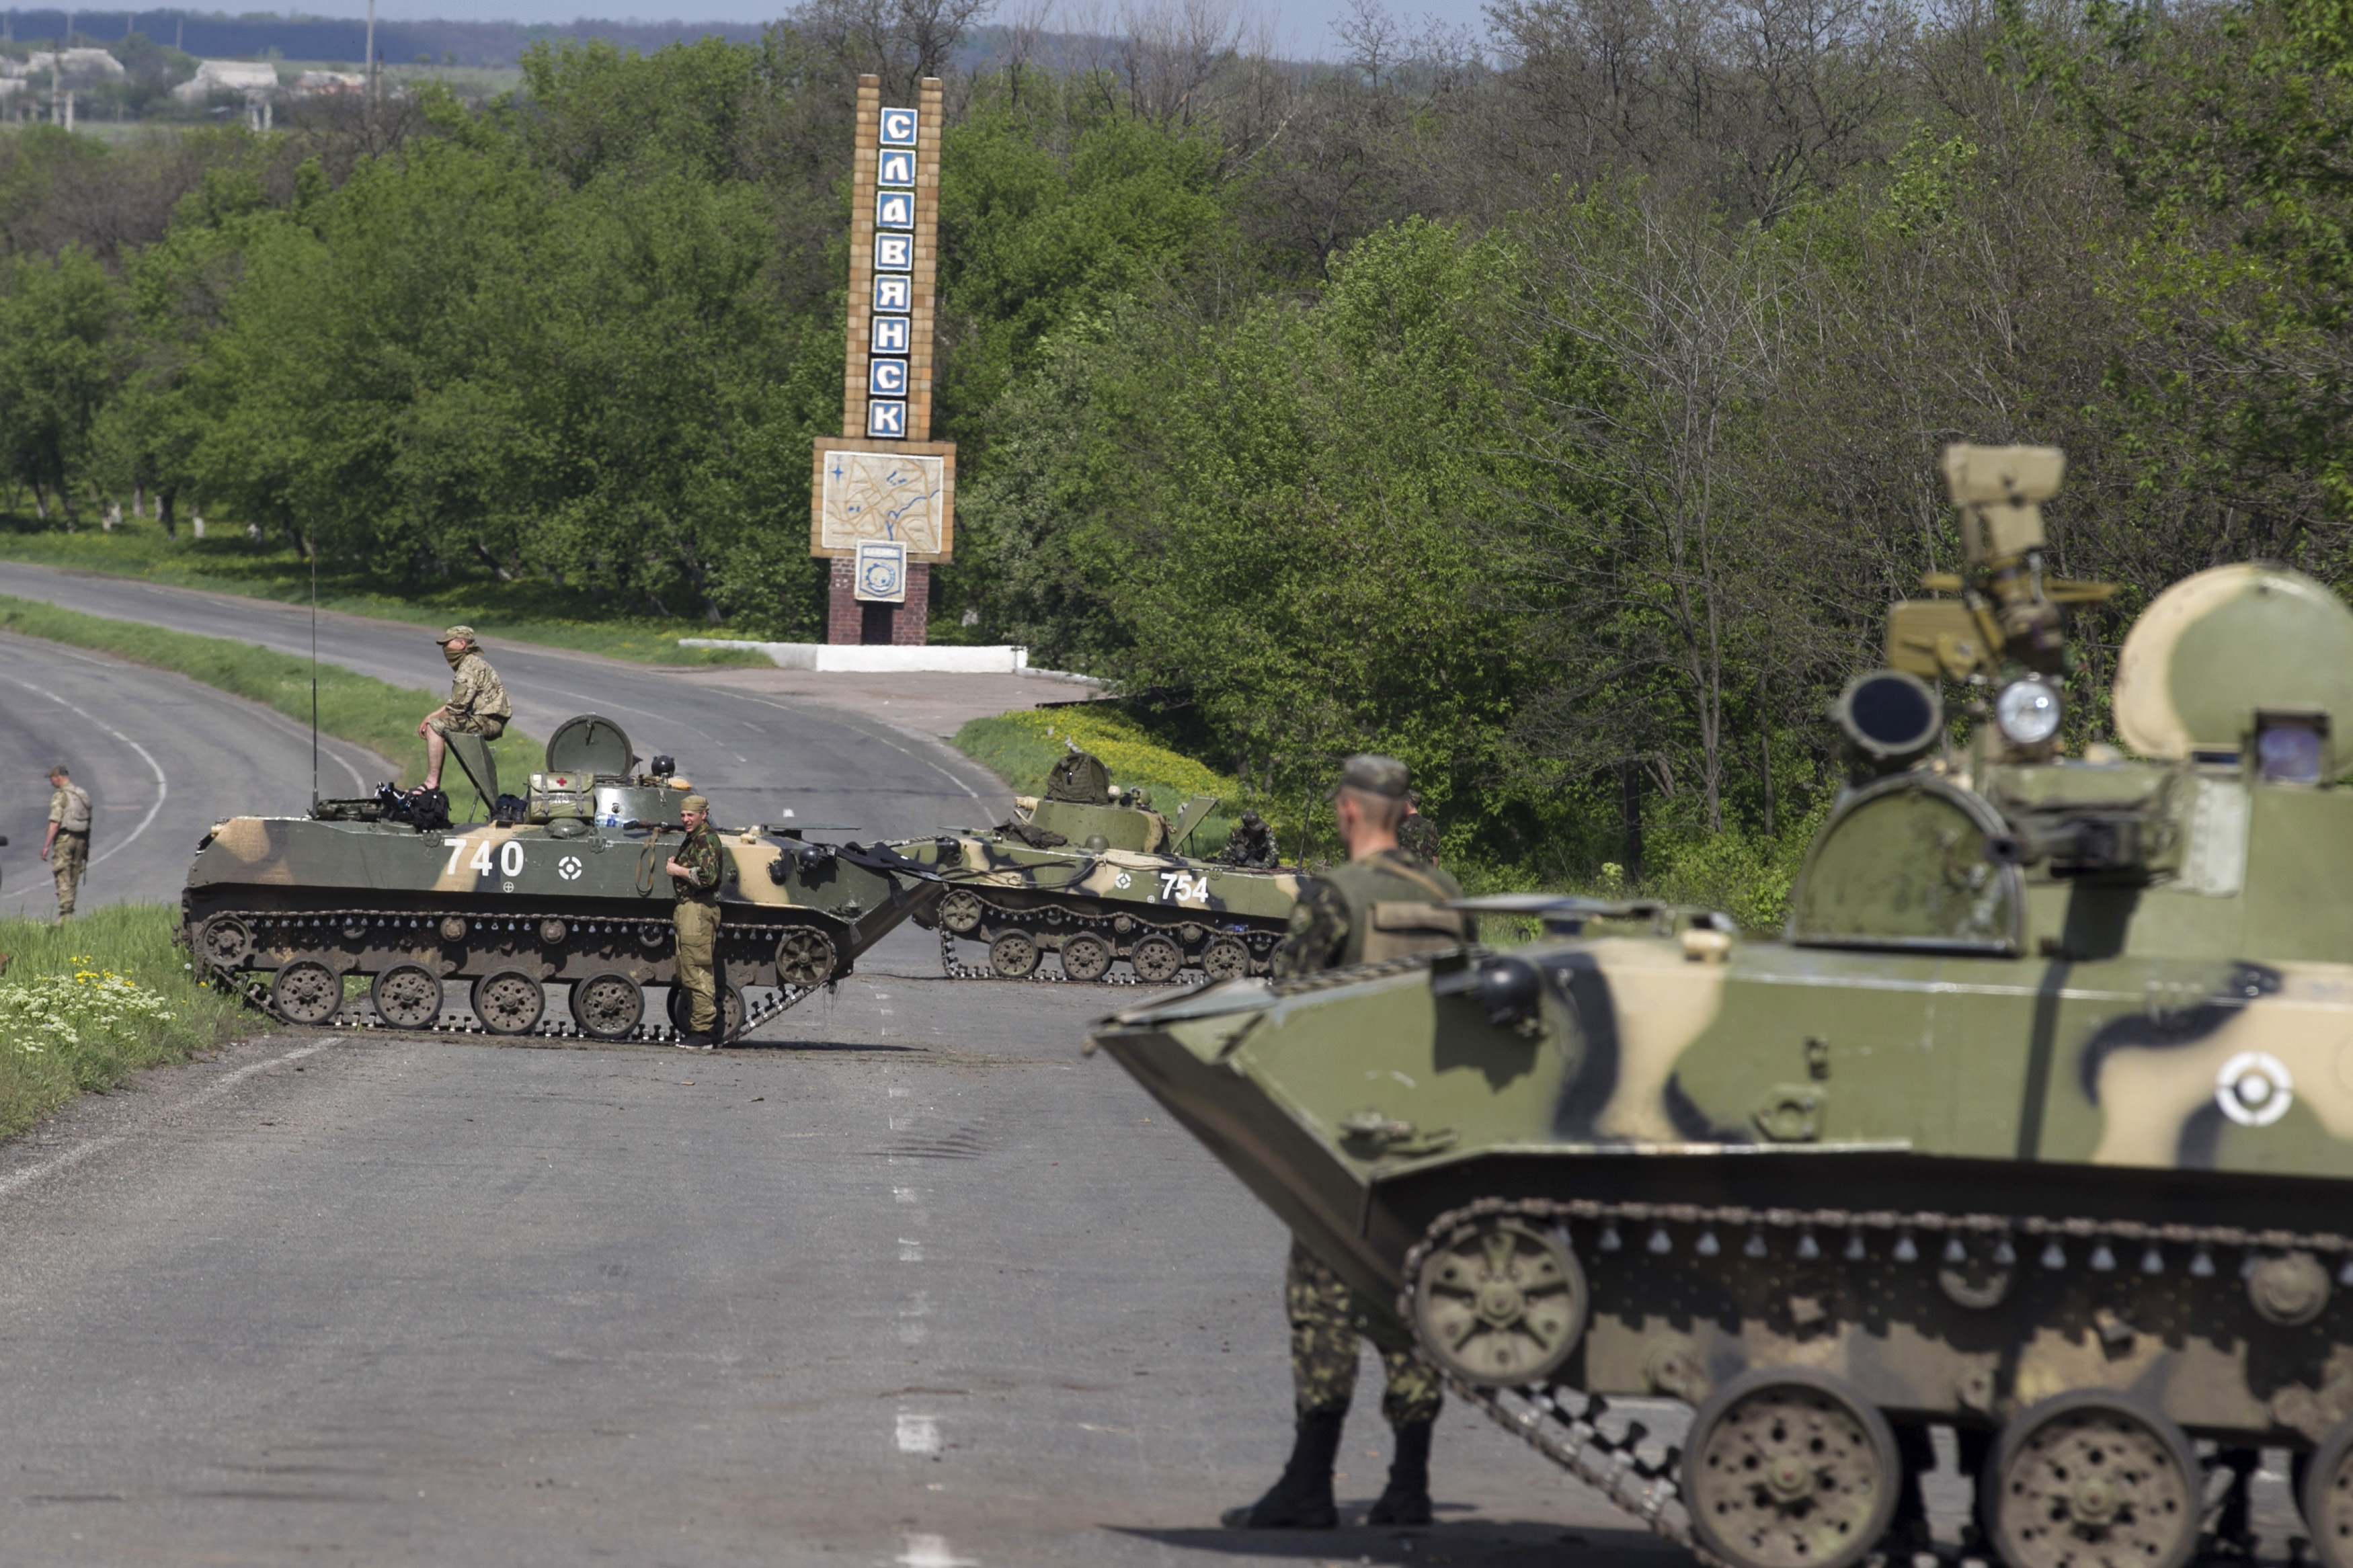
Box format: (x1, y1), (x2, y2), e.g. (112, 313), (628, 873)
(444, 837), (526, 878)
(1158, 871), (1209, 902)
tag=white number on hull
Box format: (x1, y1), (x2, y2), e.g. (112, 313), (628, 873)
(442, 837), (523, 879)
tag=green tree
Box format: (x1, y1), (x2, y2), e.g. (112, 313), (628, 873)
(0, 246), (119, 522)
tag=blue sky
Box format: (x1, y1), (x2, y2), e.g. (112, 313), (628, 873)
(266, 1), (1494, 60)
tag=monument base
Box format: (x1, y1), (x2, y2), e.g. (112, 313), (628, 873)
(680, 638), (1047, 675)
(827, 559), (929, 645)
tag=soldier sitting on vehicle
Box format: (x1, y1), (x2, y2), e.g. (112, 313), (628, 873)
(1217, 810), (1279, 869)
(417, 626), (512, 794)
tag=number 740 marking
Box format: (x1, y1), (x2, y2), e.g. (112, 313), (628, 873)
(444, 837), (525, 878)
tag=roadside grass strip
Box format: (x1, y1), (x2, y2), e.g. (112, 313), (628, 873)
(0, 518), (768, 667)
(0, 594), (542, 789)
(951, 706), (1254, 859)
(0, 904), (245, 1142)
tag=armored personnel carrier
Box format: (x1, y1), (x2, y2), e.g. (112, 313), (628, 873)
(895, 748), (1302, 984)
(1093, 446), (2353, 1568)
(182, 714), (940, 1042)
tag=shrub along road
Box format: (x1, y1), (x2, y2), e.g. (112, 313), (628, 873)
(0, 567), (1638, 1565)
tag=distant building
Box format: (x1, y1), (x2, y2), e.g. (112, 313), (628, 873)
(171, 58), (280, 102)
(292, 69), (365, 94)
(24, 47), (128, 81)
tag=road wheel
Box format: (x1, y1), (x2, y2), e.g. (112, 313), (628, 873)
(1059, 933), (1111, 981)
(1685, 1367), (1901, 1568)
(370, 964), (442, 1029)
(1410, 1214), (1587, 1388)
(198, 915), (254, 970)
(939, 889), (985, 934)
(2304, 1417), (2353, 1568)
(569, 973), (644, 1040)
(774, 927), (836, 988)
(1983, 1391), (2198, 1568)
(473, 970), (546, 1035)
(271, 960), (342, 1026)
(989, 932), (1039, 979)
(667, 983), (744, 1041)
(1130, 934), (1183, 985)
(1201, 938), (1250, 981)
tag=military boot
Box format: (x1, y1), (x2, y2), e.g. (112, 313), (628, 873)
(1220, 1409), (1343, 1529)
(1366, 1418), (1434, 1526)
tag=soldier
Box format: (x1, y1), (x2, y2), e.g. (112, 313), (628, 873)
(1396, 792), (1441, 865)
(665, 792), (725, 1050)
(40, 764), (92, 921)
(1224, 755), (1472, 1533)
(417, 626), (511, 792)
(1217, 809), (1279, 869)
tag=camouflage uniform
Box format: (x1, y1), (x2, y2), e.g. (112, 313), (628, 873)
(1396, 809), (1441, 866)
(671, 804), (723, 1036)
(433, 644), (511, 739)
(1218, 812), (1279, 869)
(1272, 845), (1468, 1427)
(46, 775), (92, 919)
(1227, 755), (1467, 1531)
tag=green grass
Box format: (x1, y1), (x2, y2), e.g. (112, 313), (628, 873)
(0, 515), (770, 667)
(0, 904), (247, 1142)
(0, 593), (543, 790)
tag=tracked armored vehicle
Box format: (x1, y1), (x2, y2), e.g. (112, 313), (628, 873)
(1093, 446), (2353, 1568)
(895, 749), (1302, 984)
(182, 714), (939, 1042)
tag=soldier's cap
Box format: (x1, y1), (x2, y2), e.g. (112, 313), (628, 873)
(1331, 753), (1410, 800)
(47, 763), (69, 778)
(436, 624), (476, 645)
(680, 794), (710, 815)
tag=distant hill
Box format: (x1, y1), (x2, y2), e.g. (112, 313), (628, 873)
(0, 9), (772, 69)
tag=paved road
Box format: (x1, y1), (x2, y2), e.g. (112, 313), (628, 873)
(0, 571), (1639, 1566)
(0, 630), (387, 919)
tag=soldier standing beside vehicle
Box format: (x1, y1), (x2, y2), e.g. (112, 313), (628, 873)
(41, 764), (92, 921)
(1223, 755), (1472, 1534)
(665, 793), (724, 1050)
(417, 626), (511, 793)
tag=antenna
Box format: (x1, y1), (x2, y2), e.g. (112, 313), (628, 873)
(310, 545), (320, 808)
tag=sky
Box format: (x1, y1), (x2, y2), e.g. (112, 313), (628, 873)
(242, 1), (1496, 60)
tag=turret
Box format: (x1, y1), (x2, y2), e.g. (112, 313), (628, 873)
(1794, 444), (2353, 959)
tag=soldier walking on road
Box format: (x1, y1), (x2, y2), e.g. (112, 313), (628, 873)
(1223, 755), (1473, 1534)
(666, 793), (725, 1050)
(41, 764), (93, 921)
(417, 626), (511, 792)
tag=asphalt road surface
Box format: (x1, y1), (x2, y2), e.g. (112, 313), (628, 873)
(0, 569), (1655, 1566)
(0, 629), (388, 919)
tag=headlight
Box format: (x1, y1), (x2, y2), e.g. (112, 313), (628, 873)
(1995, 677), (2063, 747)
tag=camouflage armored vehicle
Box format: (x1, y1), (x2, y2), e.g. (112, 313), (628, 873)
(182, 713), (941, 1042)
(1093, 446), (2353, 1568)
(895, 748), (1302, 983)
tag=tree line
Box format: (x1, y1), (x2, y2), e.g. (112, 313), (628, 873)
(1, 0), (2348, 891)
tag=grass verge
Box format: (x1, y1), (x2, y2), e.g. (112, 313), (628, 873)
(0, 905), (247, 1142)
(0, 593), (543, 790)
(0, 517), (770, 667)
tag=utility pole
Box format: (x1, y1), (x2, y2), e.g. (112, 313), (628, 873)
(364, 0), (376, 117)
(52, 5), (69, 126)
